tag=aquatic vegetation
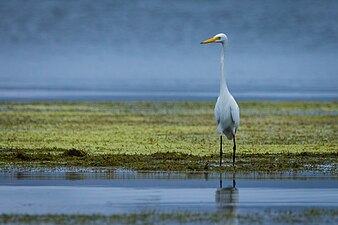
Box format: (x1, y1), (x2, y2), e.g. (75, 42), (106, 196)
(0, 208), (337, 225)
(63, 148), (87, 157)
(0, 101), (337, 172)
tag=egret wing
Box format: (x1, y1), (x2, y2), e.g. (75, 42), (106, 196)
(214, 97), (221, 124)
(230, 102), (240, 128)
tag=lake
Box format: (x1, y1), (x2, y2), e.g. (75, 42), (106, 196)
(0, 171), (337, 224)
(0, 171), (337, 214)
(0, 0), (337, 101)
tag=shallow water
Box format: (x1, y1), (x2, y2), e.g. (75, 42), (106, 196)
(0, 172), (337, 215)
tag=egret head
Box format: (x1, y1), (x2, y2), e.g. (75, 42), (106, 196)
(200, 33), (228, 45)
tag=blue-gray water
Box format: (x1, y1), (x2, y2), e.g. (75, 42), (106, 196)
(0, 0), (337, 101)
(0, 172), (337, 215)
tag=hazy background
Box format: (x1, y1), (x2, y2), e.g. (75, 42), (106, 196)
(0, 0), (337, 101)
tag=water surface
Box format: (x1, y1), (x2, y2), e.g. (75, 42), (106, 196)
(0, 0), (337, 101)
(1, 172), (337, 215)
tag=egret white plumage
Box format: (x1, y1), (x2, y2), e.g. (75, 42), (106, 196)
(201, 33), (240, 167)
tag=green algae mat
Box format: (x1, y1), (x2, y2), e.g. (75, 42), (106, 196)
(1, 209), (337, 225)
(0, 101), (337, 172)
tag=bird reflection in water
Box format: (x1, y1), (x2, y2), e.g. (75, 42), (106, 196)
(215, 173), (238, 225)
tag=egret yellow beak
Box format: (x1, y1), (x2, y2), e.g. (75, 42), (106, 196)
(200, 36), (219, 44)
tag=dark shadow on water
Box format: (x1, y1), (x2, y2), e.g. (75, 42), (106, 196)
(215, 173), (239, 225)
(65, 172), (86, 180)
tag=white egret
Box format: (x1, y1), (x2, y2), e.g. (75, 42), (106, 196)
(201, 33), (240, 167)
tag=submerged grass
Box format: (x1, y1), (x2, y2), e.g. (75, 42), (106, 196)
(0, 101), (337, 172)
(0, 208), (337, 225)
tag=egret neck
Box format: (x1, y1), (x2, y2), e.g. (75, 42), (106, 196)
(220, 43), (229, 97)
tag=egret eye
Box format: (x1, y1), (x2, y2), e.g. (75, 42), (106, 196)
(216, 37), (221, 40)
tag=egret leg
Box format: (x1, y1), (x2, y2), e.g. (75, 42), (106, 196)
(219, 135), (223, 167)
(232, 135), (236, 166)
(232, 172), (236, 188)
(219, 173), (223, 188)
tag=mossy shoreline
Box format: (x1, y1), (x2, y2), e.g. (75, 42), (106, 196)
(0, 101), (337, 173)
(1, 151), (337, 173)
